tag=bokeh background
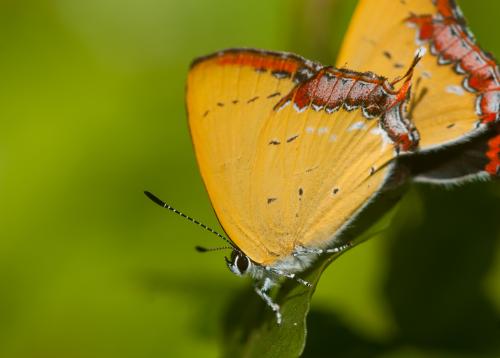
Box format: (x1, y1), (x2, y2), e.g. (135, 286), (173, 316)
(0, 0), (499, 357)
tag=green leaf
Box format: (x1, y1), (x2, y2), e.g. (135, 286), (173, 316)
(221, 253), (338, 358)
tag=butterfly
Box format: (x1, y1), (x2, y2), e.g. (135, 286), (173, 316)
(145, 0), (498, 324)
(337, 0), (500, 183)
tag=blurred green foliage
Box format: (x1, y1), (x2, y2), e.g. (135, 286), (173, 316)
(0, 0), (498, 357)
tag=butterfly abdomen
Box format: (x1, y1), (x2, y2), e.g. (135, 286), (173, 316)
(274, 67), (419, 152)
(407, 1), (500, 125)
(276, 68), (387, 114)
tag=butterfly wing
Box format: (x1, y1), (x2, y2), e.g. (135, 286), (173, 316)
(337, 0), (499, 153)
(400, 124), (500, 183)
(187, 49), (414, 265)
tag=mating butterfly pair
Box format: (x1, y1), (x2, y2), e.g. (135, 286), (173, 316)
(147, 0), (499, 324)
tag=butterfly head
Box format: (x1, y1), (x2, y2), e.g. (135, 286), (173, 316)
(225, 250), (252, 276)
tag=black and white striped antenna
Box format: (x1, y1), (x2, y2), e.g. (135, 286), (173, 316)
(144, 191), (234, 251)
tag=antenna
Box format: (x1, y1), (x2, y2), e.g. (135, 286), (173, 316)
(391, 46), (426, 86)
(144, 191), (235, 248)
(195, 245), (233, 253)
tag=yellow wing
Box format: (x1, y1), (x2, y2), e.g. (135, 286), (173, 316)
(337, 0), (497, 151)
(187, 49), (410, 265)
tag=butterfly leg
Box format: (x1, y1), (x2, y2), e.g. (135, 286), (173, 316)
(293, 242), (352, 256)
(255, 277), (282, 324)
(266, 266), (312, 287)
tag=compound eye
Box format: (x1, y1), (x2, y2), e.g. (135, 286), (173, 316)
(235, 254), (249, 274)
(230, 250), (238, 263)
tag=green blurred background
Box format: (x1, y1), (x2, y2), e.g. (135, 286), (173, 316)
(0, 0), (498, 357)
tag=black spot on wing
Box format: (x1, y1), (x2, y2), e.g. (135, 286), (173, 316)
(287, 135), (299, 143)
(267, 92), (281, 99)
